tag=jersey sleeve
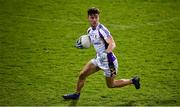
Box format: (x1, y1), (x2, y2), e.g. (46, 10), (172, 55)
(99, 25), (111, 40)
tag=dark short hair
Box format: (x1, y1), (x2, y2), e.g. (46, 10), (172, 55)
(87, 7), (100, 16)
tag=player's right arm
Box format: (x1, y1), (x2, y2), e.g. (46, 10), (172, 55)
(104, 36), (116, 53)
(99, 25), (116, 53)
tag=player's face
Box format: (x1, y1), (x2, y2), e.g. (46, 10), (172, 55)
(88, 14), (99, 27)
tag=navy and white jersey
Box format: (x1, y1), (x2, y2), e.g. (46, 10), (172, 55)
(87, 23), (116, 62)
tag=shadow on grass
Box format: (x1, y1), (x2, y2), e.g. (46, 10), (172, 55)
(115, 99), (178, 106)
(115, 100), (136, 106)
(63, 99), (79, 106)
(156, 99), (177, 106)
(69, 100), (78, 106)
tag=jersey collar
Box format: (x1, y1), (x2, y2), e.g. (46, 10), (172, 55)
(92, 23), (100, 30)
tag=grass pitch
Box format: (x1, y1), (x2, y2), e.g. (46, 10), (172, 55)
(0, 0), (180, 106)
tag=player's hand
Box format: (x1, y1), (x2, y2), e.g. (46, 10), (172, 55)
(101, 52), (107, 60)
(97, 52), (107, 62)
(75, 37), (83, 49)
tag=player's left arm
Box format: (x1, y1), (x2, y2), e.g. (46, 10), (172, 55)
(105, 35), (116, 53)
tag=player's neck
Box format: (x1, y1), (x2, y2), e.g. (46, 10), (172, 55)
(91, 22), (100, 30)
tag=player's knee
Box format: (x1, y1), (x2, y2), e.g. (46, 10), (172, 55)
(79, 72), (87, 80)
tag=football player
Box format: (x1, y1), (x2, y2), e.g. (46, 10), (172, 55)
(63, 7), (140, 100)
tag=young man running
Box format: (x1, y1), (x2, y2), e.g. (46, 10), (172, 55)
(63, 7), (140, 100)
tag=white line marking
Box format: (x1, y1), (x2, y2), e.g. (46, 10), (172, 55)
(108, 17), (178, 30)
(1, 15), (178, 30)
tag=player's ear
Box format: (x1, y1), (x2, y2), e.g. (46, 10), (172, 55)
(97, 14), (100, 18)
(87, 15), (89, 19)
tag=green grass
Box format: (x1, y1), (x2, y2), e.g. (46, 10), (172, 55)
(0, 0), (180, 106)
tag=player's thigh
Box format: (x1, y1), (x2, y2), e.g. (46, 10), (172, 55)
(105, 67), (117, 87)
(79, 60), (100, 78)
(105, 60), (118, 87)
